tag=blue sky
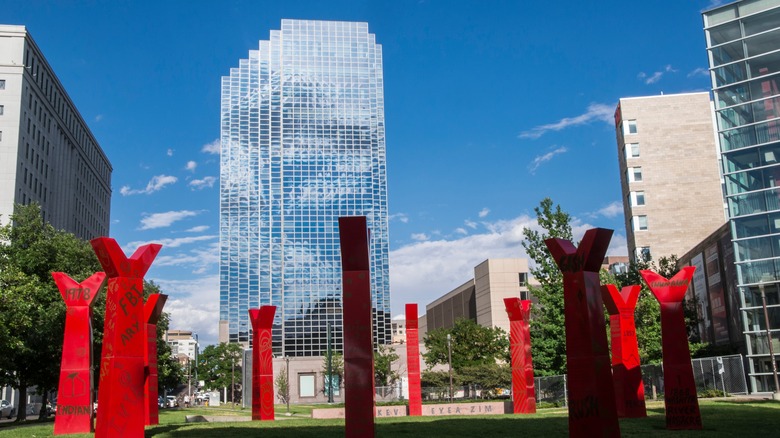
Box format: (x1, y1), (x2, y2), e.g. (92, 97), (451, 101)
(5, 0), (728, 345)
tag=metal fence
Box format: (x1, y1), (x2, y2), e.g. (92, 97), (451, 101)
(417, 354), (748, 406)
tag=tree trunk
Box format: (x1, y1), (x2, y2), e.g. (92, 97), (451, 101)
(15, 382), (27, 422)
(38, 389), (48, 420)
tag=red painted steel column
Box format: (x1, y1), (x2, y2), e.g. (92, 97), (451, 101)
(545, 228), (620, 438)
(405, 303), (422, 416)
(249, 305), (277, 421)
(338, 216), (375, 438)
(91, 237), (161, 438)
(503, 298), (536, 414)
(640, 268), (702, 430)
(601, 284), (646, 418)
(52, 272), (106, 435)
(144, 293), (167, 426)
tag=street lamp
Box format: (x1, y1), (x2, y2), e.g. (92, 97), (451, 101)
(285, 356), (291, 413)
(759, 283), (780, 399)
(447, 333), (453, 402)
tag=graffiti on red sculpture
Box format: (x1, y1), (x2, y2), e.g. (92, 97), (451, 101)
(249, 305), (277, 421)
(545, 228), (620, 438)
(338, 216), (375, 438)
(144, 293), (167, 426)
(405, 303), (422, 416)
(52, 272), (106, 435)
(640, 267), (702, 430)
(91, 237), (161, 438)
(503, 298), (536, 414)
(601, 284), (646, 418)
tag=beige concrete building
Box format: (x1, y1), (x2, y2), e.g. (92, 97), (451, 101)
(423, 259), (533, 336)
(615, 92), (726, 262)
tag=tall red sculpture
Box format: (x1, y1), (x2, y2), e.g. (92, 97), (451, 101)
(503, 298), (536, 414)
(338, 216), (375, 438)
(144, 293), (167, 426)
(545, 228), (620, 438)
(405, 303), (422, 416)
(52, 272), (106, 435)
(640, 267), (702, 430)
(249, 305), (277, 421)
(601, 284), (646, 418)
(91, 237), (161, 438)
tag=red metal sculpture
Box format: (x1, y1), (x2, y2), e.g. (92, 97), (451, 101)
(545, 228), (620, 437)
(52, 272), (106, 435)
(601, 284), (646, 418)
(249, 305), (277, 421)
(144, 293), (167, 426)
(91, 237), (161, 438)
(338, 216), (375, 438)
(405, 303), (422, 416)
(503, 298), (536, 414)
(640, 267), (702, 430)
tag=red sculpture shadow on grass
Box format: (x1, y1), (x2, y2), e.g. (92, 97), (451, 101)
(249, 305), (277, 421)
(405, 303), (422, 416)
(640, 267), (702, 430)
(91, 237), (161, 438)
(545, 228), (620, 438)
(601, 284), (646, 418)
(52, 272), (106, 435)
(338, 216), (375, 438)
(144, 293), (167, 426)
(503, 298), (536, 414)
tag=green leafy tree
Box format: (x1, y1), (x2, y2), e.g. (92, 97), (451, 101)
(374, 345), (400, 387)
(458, 363), (511, 396)
(197, 342), (243, 403)
(521, 198), (572, 376)
(321, 351), (344, 397)
(275, 370), (289, 405)
(423, 318), (508, 371)
(0, 203), (100, 421)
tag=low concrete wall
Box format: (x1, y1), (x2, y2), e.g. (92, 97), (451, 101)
(311, 401), (511, 419)
(185, 415), (252, 423)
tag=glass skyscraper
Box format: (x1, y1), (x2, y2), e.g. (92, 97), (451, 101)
(219, 20), (390, 356)
(704, 0), (780, 392)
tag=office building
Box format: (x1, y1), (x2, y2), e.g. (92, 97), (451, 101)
(614, 93), (726, 263)
(166, 330), (199, 361)
(704, 0), (780, 392)
(423, 259), (533, 337)
(0, 25), (111, 239)
(219, 20), (390, 356)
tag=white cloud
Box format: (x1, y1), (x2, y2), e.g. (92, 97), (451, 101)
(189, 176), (216, 190)
(638, 65), (677, 85)
(186, 225), (210, 233)
(519, 103), (614, 139)
(390, 213), (409, 223)
(465, 220), (478, 229)
(120, 175), (178, 196)
(167, 149), (174, 157)
(411, 233), (430, 242)
(390, 214), (628, 315)
(528, 146), (568, 174)
(478, 208), (490, 218)
(687, 67), (709, 78)
(139, 210), (199, 230)
(127, 234), (216, 249)
(593, 201), (624, 219)
(95, 114), (104, 122)
(455, 227), (468, 235)
(154, 275), (220, 346)
(186, 161), (197, 172)
(202, 139), (220, 155)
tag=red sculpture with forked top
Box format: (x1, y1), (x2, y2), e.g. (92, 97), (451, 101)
(405, 303), (422, 416)
(144, 293), (167, 426)
(503, 298), (536, 414)
(249, 305), (277, 421)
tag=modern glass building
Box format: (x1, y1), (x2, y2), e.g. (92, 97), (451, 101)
(219, 20), (390, 357)
(704, 0), (780, 392)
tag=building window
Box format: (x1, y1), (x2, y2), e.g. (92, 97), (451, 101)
(630, 191), (646, 206)
(627, 167), (643, 182)
(519, 272), (528, 287)
(0, 79), (5, 90)
(299, 373), (316, 398)
(625, 143), (640, 158)
(633, 215), (648, 231)
(623, 120), (637, 135)
(0, 105), (4, 115)
(520, 291), (530, 301)
(637, 246), (651, 261)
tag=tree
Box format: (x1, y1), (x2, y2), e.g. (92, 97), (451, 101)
(521, 198), (572, 376)
(0, 203), (100, 421)
(197, 342), (243, 403)
(458, 363), (511, 397)
(275, 370), (289, 406)
(374, 345), (400, 388)
(423, 318), (508, 371)
(321, 351), (344, 397)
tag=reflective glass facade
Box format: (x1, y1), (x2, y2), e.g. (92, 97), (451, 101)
(705, 0), (780, 392)
(219, 20), (390, 356)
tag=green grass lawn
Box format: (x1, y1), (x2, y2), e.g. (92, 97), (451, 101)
(0, 399), (778, 437)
